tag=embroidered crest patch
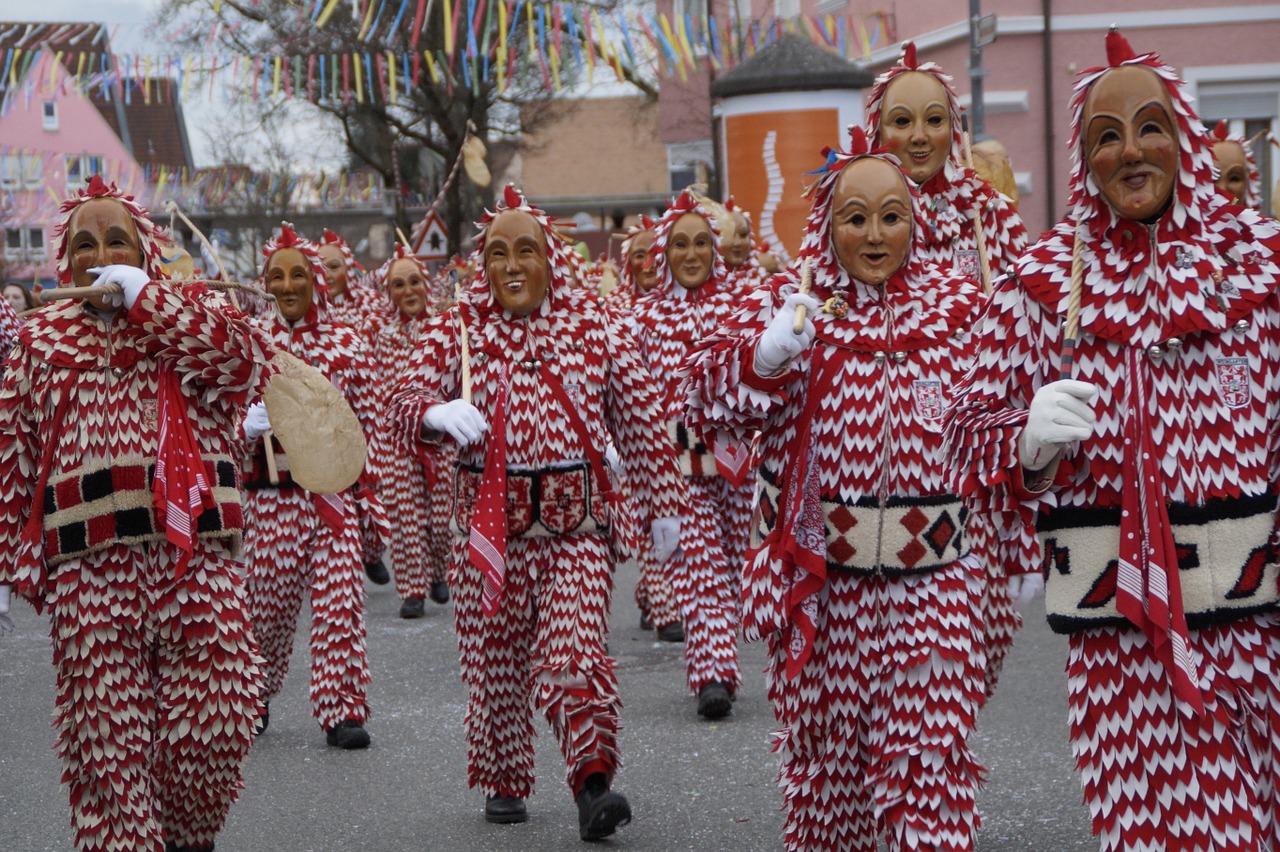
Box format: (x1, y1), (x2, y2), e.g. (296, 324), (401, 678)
(1215, 357), (1251, 409)
(141, 398), (158, 428)
(912, 380), (945, 420)
(954, 249), (979, 279)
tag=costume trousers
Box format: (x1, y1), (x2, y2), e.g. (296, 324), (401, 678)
(381, 451), (450, 600)
(968, 513), (1023, 698)
(1067, 612), (1280, 852)
(766, 559), (986, 852)
(450, 531), (620, 798)
(243, 490), (370, 730)
(634, 547), (680, 628)
(353, 478), (391, 567)
(47, 541), (263, 851)
(665, 475), (752, 694)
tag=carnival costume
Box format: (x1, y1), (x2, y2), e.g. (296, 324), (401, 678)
(0, 177), (270, 851)
(1209, 119), (1262, 209)
(630, 191), (756, 717)
(944, 31), (1280, 851)
(386, 186), (685, 839)
(678, 131), (987, 852)
(867, 42), (1030, 696)
(365, 247), (453, 614)
(241, 225), (379, 747)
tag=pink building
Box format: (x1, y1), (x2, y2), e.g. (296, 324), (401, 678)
(0, 22), (193, 288)
(652, 1), (1280, 240)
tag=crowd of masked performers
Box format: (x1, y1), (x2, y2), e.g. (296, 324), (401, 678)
(2, 28), (1279, 852)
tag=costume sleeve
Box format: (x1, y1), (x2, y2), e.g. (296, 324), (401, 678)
(943, 272), (1066, 532)
(603, 313), (688, 522)
(0, 344), (41, 600)
(386, 312), (462, 453)
(980, 186), (1030, 279)
(340, 337), (384, 444)
(127, 280), (275, 405)
(676, 278), (796, 442)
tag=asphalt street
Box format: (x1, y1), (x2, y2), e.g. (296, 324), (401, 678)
(1, 559), (1096, 851)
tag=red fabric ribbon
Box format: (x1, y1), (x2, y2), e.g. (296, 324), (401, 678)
(152, 370), (216, 578)
(1114, 348), (1204, 713)
(471, 365), (510, 618)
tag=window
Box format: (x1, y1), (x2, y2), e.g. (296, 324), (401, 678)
(4, 230), (21, 261)
(26, 228), (45, 261)
(83, 155), (103, 179)
(22, 154), (42, 189)
(66, 155), (105, 191)
(42, 100), (57, 131)
(776, 0), (800, 18)
(0, 155), (19, 189)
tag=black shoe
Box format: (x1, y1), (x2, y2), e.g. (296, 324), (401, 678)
(639, 613), (653, 631)
(165, 843), (213, 852)
(697, 682), (732, 720)
(429, 580), (450, 605)
(399, 597), (426, 619)
(656, 622), (684, 643)
(255, 701), (269, 735)
(325, 719), (371, 750)
(484, 795), (529, 824)
(364, 558), (391, 585)
(576, 773), (631, 841)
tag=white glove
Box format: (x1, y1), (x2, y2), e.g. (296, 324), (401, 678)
(1018, 380), (1098, 471)
(651, 516), (681, 563)
(0, 584), (13, 636)
(423, 399), (489, 447)
(243, 402), (272, 441)
(604, 444), (622, 474)
(1008, 573), (1045, 610)
(754, 291), (822, 376)
(88, 264), (150, 309)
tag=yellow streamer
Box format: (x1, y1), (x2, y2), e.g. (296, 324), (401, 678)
(387, 50), (396, 101)
(357, 0), (377, 42)
(272, 55), (281, 98)
(10, 49), (20, 88)
(496, 0), (507, 91)
(443, 0), (454, 57)
(424, 50), (440, 84)
(352, 52), (364, 103)
(315, 0), (343, 28)
(674, 13), (695, 67)
(658, 14), (685, 82)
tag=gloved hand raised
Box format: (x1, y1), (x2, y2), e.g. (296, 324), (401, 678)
(753, 291), (823, 376)
(423, 399), (489, 448)
(88, 265), (150, 310)
(650, 517), (681, 563)
(243, 402), (272, 441)
(0, 584), (14, 636)
(1008, 573), (1045, 610)
(1019, 380), (1098, 471)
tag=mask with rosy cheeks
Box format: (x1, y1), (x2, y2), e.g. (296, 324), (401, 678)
(265, 247), (316, 323)
(1083, 65), (1178, 222)
(1212, 141), (1250, 205)
(386, 257), (428, 317)
(316, 244), (349, 296)
(723, 211), (753, 268)
(831, 158), (914, 286)
(485, 210), (550, 317)
(66, 198), (144, 311)
(877, 72), (953, 184)
(627, 231), (658, 292)
(666, 212), (714, 290)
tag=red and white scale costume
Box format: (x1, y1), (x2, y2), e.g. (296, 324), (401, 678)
(1209, 119), (1263, 209)
(386, 186), (686, 799)
(631, 192), (755, 700)
(319, 229), (392, 570)
(241, 226), (381, 733)
(866, 42), (1030, 697)
(722, 198), (772, 294)
(678, 137), (987, 852)
(944, 35), (1280, 851)
(0, 180), (271, 851)
(597, 215), (681, 631)
(364, 249), (452, 602)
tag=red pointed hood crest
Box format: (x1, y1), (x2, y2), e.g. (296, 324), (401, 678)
(1105, 27), (1137, 66)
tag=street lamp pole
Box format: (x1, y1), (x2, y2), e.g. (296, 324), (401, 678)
(969, 0), (987, 138)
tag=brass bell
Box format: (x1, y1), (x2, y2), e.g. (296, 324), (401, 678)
(873, 351), (887, 365)
(1165, 337), (1183, 351)
(892, 351), (907, 364)
(1146, 345), (1164, 361)
(1235, 319), (1250, 332)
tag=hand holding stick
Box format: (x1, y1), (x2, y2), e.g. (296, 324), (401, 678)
(792, 257), (813, 334)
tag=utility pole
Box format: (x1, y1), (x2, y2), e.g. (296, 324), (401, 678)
(969, 0), (988, 138)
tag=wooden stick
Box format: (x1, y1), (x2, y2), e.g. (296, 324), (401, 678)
(263, 430), (280, 485)
(455, 282), (473, 403)
(164, 201), (226, 281)
(792, 257), (813, 334)
(395, 227), (413, 249)
(40, 284), (120, 301)
(961, 115), (993, 296)
(1060, 227), (1085, 381)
